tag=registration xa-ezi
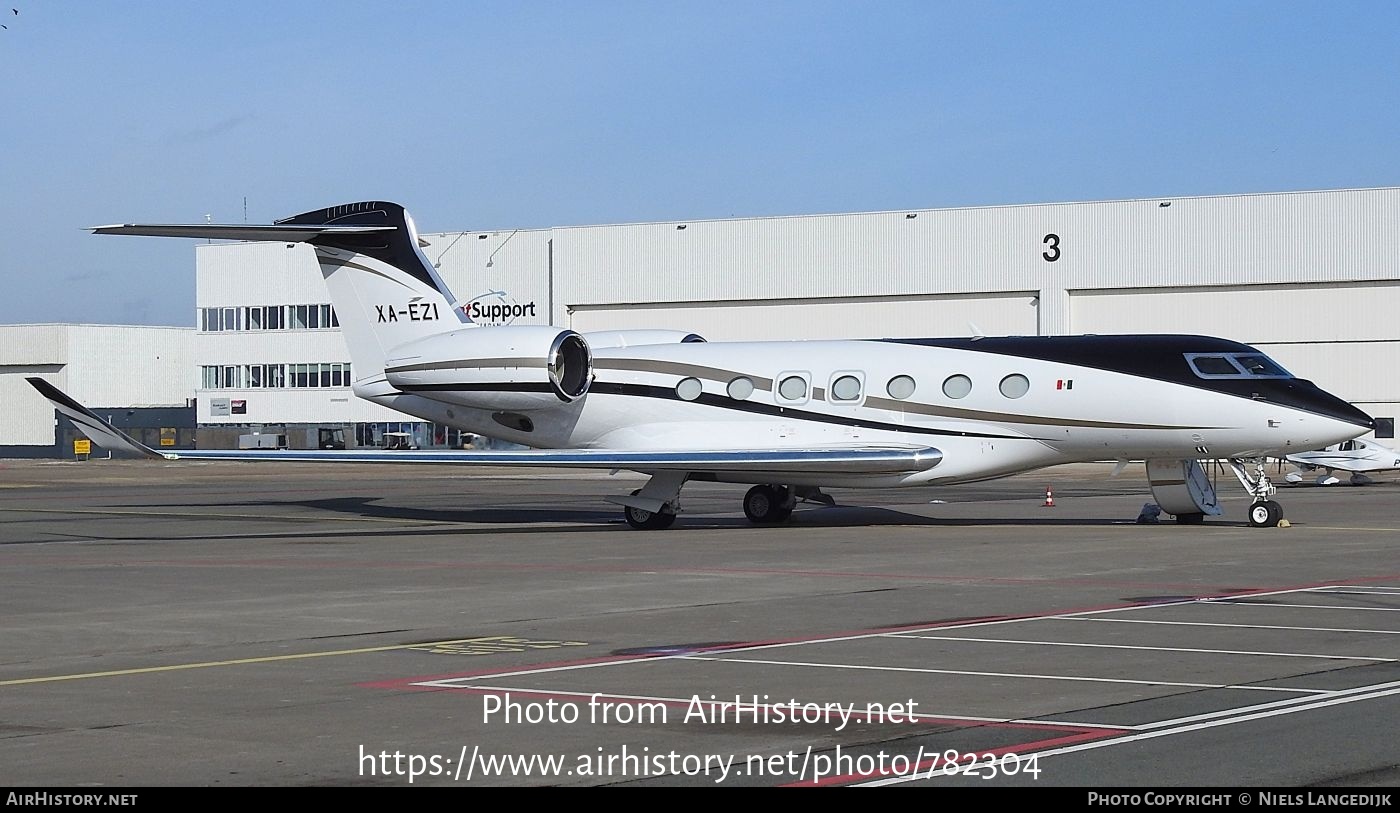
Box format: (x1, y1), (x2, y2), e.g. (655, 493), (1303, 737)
(31, 201), (1372, 529)
(376, 302), (441, 323)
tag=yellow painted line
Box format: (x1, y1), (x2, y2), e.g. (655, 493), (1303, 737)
(0, 637), (521, 687)
(0, 506), (437, 525)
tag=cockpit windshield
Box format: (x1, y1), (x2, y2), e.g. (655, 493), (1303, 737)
(1185, 352), (1292, 380)
(1233, 354), (1289, 377)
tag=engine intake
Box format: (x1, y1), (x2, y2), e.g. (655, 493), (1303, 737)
(384, 326), (593, 410)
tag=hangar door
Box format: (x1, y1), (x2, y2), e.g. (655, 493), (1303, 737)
(568, 292), (1040, 342)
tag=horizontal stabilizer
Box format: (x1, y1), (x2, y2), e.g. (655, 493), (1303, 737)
(26, 377), (161, 458)
(89, 223), (395, 242)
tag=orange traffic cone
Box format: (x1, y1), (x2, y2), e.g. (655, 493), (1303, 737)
(1043, 485), (1056, 507)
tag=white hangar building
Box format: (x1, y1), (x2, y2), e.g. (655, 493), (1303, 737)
(191, 186), (1400, 449)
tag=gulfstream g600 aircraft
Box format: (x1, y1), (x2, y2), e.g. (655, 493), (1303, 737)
(29, 201), (1373, 529)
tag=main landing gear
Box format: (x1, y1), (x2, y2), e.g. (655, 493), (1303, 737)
(1230, 459), (1285, 528)
(743, 485), (794, 524)
(611, 475), (831, 530)
(612, 472), (686, 531)
(623, 494), (677, 530)
(743, 485), (833, 524)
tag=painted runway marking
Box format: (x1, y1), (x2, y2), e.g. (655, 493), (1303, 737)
(858, 678), (1400, 786)
(677, 655), (1327, 693)
(1198, 600), (1400, 612)
(882, 634), (1395, 662)
(409, 637), (589, 656)
(370, 584), (1400, 785)
(1309, 586), (1400, 595)
(0, 636), (551, 686)
(1070, 618), (1400, 635)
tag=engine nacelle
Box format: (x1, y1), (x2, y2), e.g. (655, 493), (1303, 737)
(384, 326), (592, 411)
(582, 329), (706, 349)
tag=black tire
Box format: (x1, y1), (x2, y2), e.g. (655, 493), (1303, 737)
(743, 485), (792, 524)
(624, 489), (676, 530)
(1175, 512), (1205, 525)
(1247, 500), (1284, 528)
(624, 504), (676, 530)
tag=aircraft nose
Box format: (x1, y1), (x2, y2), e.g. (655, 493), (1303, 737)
(1277, 379), (1373, 432)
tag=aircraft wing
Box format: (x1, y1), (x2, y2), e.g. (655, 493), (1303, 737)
(26, 378), (940, 475)
(1285, 450), (1399, 474)
(29, 376), (165, 458)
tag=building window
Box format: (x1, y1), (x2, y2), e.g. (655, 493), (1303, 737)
(200, 304), (335, 332)
(199, 363), (339, 389)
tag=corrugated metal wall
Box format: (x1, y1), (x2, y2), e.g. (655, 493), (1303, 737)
(551, 188), (1400, 338)
(0, 325), (191, 447)
(569, 292), (1039, 340)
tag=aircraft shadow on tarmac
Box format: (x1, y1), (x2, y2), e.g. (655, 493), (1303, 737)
(89, 496), (1205, 540)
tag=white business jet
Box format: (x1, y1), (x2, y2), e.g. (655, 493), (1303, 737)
(1285, 439), (1400, 485)
(28, 201), (1374, 529)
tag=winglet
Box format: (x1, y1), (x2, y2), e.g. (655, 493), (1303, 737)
(25, 377), (163, 459)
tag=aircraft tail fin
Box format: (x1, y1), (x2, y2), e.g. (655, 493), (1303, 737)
(93, 201), (472, 384)
(26, 377), (163, 459)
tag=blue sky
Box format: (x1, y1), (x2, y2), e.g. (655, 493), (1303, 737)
(2, 2), (1398, 326)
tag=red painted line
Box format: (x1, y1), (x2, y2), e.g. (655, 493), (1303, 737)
(779, 727), (1125, 787)
(358, 578), (1400, 691)
(357, 592), (1239, 690)
(5, 551), (1399, 598)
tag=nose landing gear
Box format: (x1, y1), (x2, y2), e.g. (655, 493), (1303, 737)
(1230, 459), (1285, 527)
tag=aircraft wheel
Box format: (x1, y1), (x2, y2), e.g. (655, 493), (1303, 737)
(1175, 512), (1205, 525)
(624, 489), (677, 530)
(624, 504), (676, 530)
(1247, 500), (1284, 528)
(743, 485), (791, 524)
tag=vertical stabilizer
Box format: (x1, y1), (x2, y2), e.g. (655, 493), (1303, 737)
(90, 201), (474, 384)
(275, 202), (470, 382)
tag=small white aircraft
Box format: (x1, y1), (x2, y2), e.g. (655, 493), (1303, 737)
(29, 201), (1374, 529)
(1285, 439), (1400, 485)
